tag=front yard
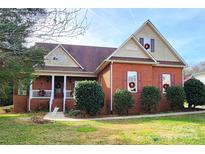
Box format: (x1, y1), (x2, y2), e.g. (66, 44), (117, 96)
(0, 112), (205, 144)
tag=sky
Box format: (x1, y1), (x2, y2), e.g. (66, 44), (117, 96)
(45, 8), (205, 66)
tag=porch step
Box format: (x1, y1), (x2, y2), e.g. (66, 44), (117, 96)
(51, 99), (63, 112)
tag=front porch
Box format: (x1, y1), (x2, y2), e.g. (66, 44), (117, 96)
(29, 75), (96, 112)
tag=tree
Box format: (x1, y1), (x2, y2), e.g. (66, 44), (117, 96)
(0, 8), (88, 101)
(184, 78), (205, 108)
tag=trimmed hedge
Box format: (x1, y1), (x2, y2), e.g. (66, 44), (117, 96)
(113, 89), (134, 115)
(184, 78), (205, 108)
(74, 80), (104, 115)
(166, 86), (186, 110)
(141, 86), (161, 112)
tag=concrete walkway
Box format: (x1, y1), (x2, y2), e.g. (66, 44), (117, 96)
(43, 110), (205, 122)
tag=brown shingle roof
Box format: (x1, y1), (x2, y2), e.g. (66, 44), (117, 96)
(37, 43), (116, 72)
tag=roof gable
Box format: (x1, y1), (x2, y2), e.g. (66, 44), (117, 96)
(133, 20), (187, 66)
(44, 45), (83, 69)
(107, 36), (157, 63)
(37, 43), (116, 72)
(111, 38), (151, 58)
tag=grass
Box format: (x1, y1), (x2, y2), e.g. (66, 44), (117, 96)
(0, 113), (205, 144)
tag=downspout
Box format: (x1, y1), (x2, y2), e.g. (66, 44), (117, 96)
(110, 61), (113, 114)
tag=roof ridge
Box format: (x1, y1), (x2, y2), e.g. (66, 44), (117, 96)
(36, 42), (117, 49)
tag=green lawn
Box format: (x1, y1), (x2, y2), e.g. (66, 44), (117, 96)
(0, 113), (205, 144)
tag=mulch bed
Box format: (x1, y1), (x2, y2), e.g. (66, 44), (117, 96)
(65, 107), (205, 119)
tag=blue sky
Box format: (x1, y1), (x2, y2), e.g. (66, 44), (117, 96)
(54, 9), (205, 66)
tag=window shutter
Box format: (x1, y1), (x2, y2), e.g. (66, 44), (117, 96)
(171, 74), (175, 86)
(124, 71), (127, 89)
(159, 74), (162, 92)
(139, 38), (144, 46)
(138, 72), (141, 92)
(151, 39), (155, 52)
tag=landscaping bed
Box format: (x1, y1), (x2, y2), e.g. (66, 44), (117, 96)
(65, 107), (205, 119)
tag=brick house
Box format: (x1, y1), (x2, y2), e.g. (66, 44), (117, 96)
(13, 20), (187, 114)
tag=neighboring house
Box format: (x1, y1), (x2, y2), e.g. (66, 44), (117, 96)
(13, 20), (187, 114)
(190, 72), (205, 85)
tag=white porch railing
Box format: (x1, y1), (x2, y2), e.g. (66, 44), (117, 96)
(28, 75), (75, 113)
(31, 90), (52, 98)
(66, 90), (74, 99)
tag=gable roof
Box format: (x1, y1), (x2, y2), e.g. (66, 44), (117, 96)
(36, 20), (187, 74)
(37, 42), (116, 72)
(44, 44), (84, 69)
(134, 20), (187, 66)
(106, 35), (157, 63)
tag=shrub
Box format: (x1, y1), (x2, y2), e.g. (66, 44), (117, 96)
(31, 115), (49, 124)
(184, 78), (205, 108)
(113, 89), (134, 115)
(74, 80), (104, 115)
(68, 109), (84, 117)
(141, 86), (161, 112)
(166, 86), (186, 110)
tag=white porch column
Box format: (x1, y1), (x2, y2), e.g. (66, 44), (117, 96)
(63, 75), (67, 112)
(49, 75), (55, 112)
(28, 80), (33, 112)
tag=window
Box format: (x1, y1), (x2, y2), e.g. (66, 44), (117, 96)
(139, 37), (155, 52)
(162, 74), (171, 93)
(18, 84), (27, 96)
(139, 38), (144, 46)
(150, 39), (155, 52)
(127, 71), (138, 93)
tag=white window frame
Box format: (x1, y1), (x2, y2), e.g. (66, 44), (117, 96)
(162, 73), (171, 93)
(127, 71), (138, 93)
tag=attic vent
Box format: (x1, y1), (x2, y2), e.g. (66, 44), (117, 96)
(53, 57), (58, 60)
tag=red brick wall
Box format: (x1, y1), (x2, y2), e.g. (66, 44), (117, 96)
(97, 64), (111, 114)
(13, 95), (28, 113)
(65, 99), (75, 111)
(33, 76), (51, 90)
(13, 64), (183, 114)
(30, 99), (49, 111)
(109, 62), (183, 114)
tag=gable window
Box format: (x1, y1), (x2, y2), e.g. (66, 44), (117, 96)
(139, 38), (144, 46)
(150, 39), (155, 52)
(139, 37), (155, 52)
(162, 74), (171, 93)
(127, 71), (138, 93)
